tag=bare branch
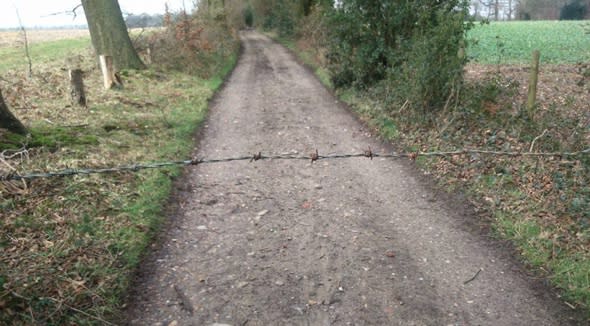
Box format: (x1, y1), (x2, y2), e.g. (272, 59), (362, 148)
(42, 3), (83, 20)
(14, 8), (33, 78)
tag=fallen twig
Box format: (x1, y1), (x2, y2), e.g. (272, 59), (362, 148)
(61, 123), (90, 128)
(398, 99), (410, 114)
(1, 148), (29, 160)
(564, 301), (576, 310)
(529, 129), (548, 152)
(43, 297), (116, 326)
(463, 268), (482, 285)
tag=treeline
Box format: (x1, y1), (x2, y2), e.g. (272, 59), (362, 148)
(471, 0), (590, 21)
(0, 25), (88, 31)
(518, 0), (589, 20)
(245, 0), (471, 114)
(125, 13), (163, 28)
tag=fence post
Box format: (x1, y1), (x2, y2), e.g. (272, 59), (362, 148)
(527, 50), (540, 118)
(69, 68), (87, 107)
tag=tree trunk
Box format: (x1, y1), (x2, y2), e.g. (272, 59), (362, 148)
(81, 0), (146, 71)
(0, 89), (27, 135)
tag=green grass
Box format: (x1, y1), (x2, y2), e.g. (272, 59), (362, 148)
(0, 37), (91, 73)
(495, 212), (590, 307)
(467, 21), (590, 64)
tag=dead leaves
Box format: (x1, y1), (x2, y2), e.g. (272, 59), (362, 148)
(393, 64), (590, 262)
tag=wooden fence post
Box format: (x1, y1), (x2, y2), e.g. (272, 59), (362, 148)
(69, 69), (87, 107)
(527, 50), (540, 118)
(99, 55), (123, 89)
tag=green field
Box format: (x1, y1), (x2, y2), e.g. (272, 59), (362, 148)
(467, 20), (590, 64)
(0, 37), (91, 74)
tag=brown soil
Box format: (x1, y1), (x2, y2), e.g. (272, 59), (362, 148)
(125, 31), (584, 326)
(0, 29), (89, 47)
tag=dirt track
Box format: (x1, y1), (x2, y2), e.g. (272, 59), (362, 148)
(126, 31), (583, 325)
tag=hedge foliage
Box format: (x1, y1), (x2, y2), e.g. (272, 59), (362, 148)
(253, 0), (472, 114)
(326, 0), (471, 112)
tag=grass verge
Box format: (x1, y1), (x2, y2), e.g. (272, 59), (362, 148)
(0, 35), (238, 324)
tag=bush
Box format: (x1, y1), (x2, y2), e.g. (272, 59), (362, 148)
(244, 5), (254, 27)
(142, 8), (238, 77)
(326, 0), (472, 112)
(560, 1), (588, 20)
(393, 8), (469, 111)
(261, 0), (298, 36)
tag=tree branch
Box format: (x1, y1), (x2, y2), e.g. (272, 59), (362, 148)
(14, 8), (32, 78)
(42, 3), (83, 20)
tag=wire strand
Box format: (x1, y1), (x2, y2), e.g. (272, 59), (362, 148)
(1, 147), (589, 182)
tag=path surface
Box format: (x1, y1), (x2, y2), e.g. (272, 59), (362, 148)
(126, 31), (582, 326)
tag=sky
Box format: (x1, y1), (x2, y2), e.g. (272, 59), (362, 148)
(0, 0), (193, 29)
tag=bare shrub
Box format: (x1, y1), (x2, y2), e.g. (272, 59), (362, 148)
(140, 7), (238, 77)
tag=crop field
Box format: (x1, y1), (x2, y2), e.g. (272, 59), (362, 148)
(0, 29), (89, 48)
(467, 20), (590, 64)
(0, 28), (160, 74)
(0, 29), (91, 74)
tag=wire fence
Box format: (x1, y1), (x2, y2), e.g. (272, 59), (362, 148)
(1, 147), (590, 182)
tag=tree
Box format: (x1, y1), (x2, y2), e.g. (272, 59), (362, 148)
(81, 0), (145, 70)
(125, 13), (164, 28)
(473, 0), (518, 20)
(560, 0), (588, 20)
(0, 89), (27, 136)
(516, 0), (564, 19)
(327, 0), (471, 110)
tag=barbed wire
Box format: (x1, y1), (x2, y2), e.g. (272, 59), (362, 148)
(1, 147), (589, 182)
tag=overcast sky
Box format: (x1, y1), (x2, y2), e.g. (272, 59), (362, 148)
(0, 0), (193, 28)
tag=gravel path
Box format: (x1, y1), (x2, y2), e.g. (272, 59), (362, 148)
(126, 31), (582, 326)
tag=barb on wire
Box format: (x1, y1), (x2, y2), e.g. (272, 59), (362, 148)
(310, 149), (319, 163)
(250, 152), (262, 162)
(1, 147), (589, 182)
(364, 147), (373, 160)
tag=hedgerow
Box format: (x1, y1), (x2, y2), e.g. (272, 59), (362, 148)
(325, 0), (472, 112)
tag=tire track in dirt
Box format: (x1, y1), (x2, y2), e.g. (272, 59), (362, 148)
(126, 31), (583, 326)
